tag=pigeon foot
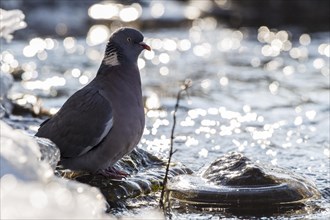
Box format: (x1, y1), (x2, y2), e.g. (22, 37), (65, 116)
(97, 167), (129, 179)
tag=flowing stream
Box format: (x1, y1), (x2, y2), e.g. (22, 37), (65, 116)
(1, 23), (329, 219)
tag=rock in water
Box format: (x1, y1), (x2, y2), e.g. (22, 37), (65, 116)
(166, 152), (320, 215)
(58, 147), (193, 208)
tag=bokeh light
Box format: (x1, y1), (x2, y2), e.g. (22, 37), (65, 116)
(86, 25), (110, 46)
(88, 3), (118, 20)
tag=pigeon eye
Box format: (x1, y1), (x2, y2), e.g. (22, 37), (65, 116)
(127, 37), (132, 42)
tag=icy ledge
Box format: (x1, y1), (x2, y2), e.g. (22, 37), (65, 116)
(0, 9), (27, 42)
(0, 120), (110, 219)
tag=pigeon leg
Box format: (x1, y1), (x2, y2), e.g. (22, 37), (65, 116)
(97, 166), (129, 179)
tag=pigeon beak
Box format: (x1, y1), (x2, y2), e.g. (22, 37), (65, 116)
(139, 42), (151, 51)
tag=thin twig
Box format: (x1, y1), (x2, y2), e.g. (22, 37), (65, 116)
(159, 80), (192, 209)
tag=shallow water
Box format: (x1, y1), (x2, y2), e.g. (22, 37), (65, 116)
(1, 24), (329, 219)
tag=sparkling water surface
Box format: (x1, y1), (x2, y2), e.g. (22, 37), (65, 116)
(1, 23), (329, 219)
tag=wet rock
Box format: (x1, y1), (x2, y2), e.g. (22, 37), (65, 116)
(59, 148), (193, 207)
(202, 152), (278, 186)
(10, 93), (51, 117)
(166, 152), (320, 214)
(0, 71), (50, 118)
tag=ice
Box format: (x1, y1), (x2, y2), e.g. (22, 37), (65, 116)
(35, 136), (61, 171)
(0, 72), (14, 116)
(0, 9), (27, 42)
(0, 121), (111, 219)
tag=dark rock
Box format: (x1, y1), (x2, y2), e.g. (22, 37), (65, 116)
(58, 147), (192, 207)
(166, 152), (321, 215)
(202, 152), (278, 186)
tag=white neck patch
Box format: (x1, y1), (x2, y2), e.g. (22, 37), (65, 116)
(103, 52), (120, 66)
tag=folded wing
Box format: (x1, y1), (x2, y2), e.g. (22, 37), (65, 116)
(36, 87), (113, 158)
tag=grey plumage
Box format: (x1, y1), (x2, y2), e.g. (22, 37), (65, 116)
(36, 28), (150, 173)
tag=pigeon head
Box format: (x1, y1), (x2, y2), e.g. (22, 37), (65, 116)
(103, 27), (151, 66)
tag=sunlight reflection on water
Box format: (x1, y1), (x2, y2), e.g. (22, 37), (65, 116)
(1, 16), (329, 218)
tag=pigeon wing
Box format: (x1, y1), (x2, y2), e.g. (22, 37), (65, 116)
(36, 87), (113, 158)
